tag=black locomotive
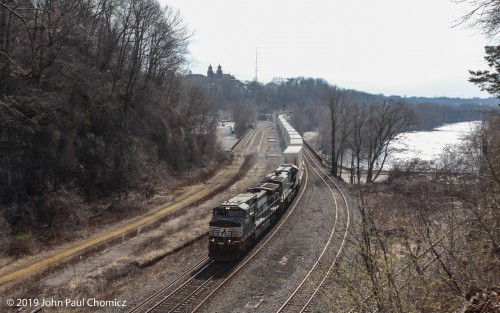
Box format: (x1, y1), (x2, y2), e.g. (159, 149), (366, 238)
(208, 164), (302, 261)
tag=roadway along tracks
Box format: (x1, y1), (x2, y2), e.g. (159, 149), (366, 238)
(277, 145), (351, 313)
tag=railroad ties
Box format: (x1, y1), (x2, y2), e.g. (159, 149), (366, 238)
(277, 145), (351, 313)
(129, 258), (235, 313)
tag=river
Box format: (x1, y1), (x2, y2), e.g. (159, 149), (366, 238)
(387, 120), (481, 166)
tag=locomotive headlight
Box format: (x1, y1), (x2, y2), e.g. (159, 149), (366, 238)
(210, 238), (215, 242)
(227, 239), (232, 243)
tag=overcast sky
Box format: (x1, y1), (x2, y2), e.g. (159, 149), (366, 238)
(160, 0), (493, 98)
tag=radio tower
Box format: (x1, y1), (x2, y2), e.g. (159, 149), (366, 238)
(254, 47), (258, 82)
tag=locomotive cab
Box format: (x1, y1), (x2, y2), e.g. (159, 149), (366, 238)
(208, 194), (256, 261)
(274, 164), (299, 182)
(208, 220), (243, 261)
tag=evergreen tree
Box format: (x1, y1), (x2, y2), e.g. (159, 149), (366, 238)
(469, 45), (500, 99)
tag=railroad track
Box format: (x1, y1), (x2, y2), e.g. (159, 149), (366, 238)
(233, 123), (268, 154)
(127, 257), (209, 313)
(277, 145), (351, 313)
(191, 167), (310, 312)
(133, 259), (235, 313)
(233, 127), (257, 152)
(129, 166), (310, 313)
(129, 132), (351, 313)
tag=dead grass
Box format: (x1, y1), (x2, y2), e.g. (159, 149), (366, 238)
(0, 153), (235, 261)
(0, 152), (257, 303)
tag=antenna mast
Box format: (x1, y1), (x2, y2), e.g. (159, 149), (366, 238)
(255, 47), (258, 82)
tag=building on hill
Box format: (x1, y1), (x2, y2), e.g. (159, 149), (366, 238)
(207, 64), (214, 77)
(206, 64), (235, 80)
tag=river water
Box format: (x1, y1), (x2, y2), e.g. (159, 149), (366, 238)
(387, 120), (481, 166)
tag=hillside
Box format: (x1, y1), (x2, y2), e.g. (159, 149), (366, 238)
(0, 0), (221, 253)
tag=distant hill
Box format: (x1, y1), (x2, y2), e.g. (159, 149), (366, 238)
(387, 95), (498, 107)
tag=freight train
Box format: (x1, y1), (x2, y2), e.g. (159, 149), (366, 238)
(208, 115), (304, 261)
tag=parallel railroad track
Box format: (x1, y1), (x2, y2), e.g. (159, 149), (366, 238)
(191, 167), (310, 312)
(129, 164), (310, 313)
(277, 145), (351, 313)
(233, 127), (258, 152)
(0, 129), (258, 288)
(129, 133), (351, 313)
(128, 257), (210, 313)
(135, 259), (235, 313)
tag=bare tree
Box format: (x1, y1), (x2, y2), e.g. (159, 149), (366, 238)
(347, 101), (369, 184)
(364, 99), (416, 183)
(323, 85), (349, 177)
(231, 100), (255, 137)
(454, 0), (500, 38)
(182, 84), (218, 159)
(0, 0), (80, 84)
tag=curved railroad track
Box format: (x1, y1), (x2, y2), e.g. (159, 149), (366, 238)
(191, 167), (310, 312)
(276, 145), (351, 313)
(130, 258), (236, 313)
(128, 166), (309, 313)
(127, 257), (210, 313)
(128, 134), (352, 313)
(0, 128), (259, 288)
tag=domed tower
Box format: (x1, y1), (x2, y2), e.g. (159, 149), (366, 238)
(207, 64), (214, 77)
(216, 64), (223, 78)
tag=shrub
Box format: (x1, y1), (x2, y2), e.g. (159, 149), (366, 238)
(42, 186), (89, 231)
(9, 232), (34, 256)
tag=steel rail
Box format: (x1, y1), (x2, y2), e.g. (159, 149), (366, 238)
(143, 260), (216, 313)
(191, 166), (310, 312)
(276, 146), (351, 313)
(133, 164), (309, 313)
(127, 257), (210, 313)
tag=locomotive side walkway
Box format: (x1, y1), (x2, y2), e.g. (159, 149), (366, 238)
(0, 131), (253, 287)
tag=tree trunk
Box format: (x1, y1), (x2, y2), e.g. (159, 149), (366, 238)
(331, 124), (337, 177)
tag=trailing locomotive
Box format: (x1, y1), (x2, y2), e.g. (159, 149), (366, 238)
(208, 115), (304, 261)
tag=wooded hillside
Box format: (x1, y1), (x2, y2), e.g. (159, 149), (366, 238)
(0, 0), (219, 243)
